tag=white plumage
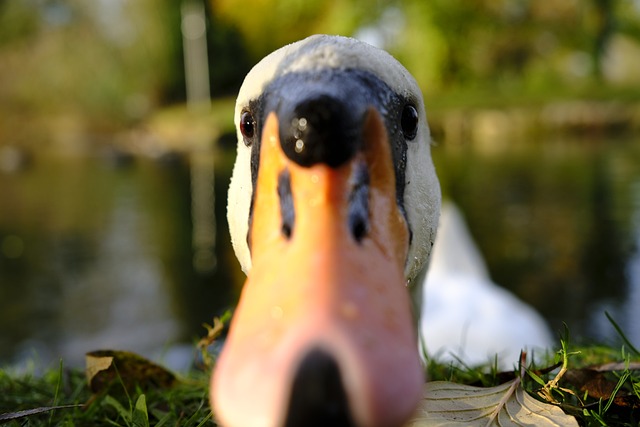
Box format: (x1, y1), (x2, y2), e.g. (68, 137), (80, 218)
(421, 202), (554, 369)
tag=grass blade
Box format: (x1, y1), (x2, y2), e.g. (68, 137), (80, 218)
(0, 404), (83, 423)
(605, 312), (640, 357)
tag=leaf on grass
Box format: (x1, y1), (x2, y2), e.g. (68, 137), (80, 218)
(564, 369), (615, 400)
(86, 350), (176, 394)
(0, 404), (82, 422)
(564, 368), (640, 409)
(407, 380), (579, 427)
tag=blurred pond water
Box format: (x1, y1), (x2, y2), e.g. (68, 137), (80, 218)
(0, 149), (241, 369)
(1, 134), (639, 368)
(434, 134), (640, 348)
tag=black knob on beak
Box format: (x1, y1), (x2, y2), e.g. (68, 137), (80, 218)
(278, 94), (362, 168)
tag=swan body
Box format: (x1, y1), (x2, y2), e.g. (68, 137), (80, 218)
(421, 202), (553, 369)
(214, 34), (440, 427)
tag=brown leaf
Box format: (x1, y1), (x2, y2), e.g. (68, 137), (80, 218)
(564, 369), (616, 400)
(85, 350), (176, 394)
(564, 368), (640, 413)
(612, 394), (640, 410)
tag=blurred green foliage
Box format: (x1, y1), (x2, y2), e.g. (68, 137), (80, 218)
(210, 0), (640, 93)
(0, 0), (639, 145)
(0, 0), (249, 145)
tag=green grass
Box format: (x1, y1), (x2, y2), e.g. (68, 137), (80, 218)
(0, 361), (215, 426)
(2, 316), (639, 426)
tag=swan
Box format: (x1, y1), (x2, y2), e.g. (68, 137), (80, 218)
(212, 34), (441, 427)
(421, 202), (553, 369)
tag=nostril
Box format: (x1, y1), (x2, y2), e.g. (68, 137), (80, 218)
(348, 162), (370, 243)
(283, 349), (357, 427)
(277, 169), (294, 239)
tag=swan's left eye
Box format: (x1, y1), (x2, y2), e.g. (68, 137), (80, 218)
(240, 110), (256, 145)
(401, 104), (418, 140)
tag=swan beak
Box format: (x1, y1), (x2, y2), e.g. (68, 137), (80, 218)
(212, 108), (423, 427)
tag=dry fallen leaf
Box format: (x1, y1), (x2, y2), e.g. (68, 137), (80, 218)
(407, 380), (579, 427)
(564, 367), (640, 411)
(564, 369), (615, 400)
(86, 350), (176, 394)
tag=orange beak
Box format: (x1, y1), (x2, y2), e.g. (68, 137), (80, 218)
(212, 108), (423, 427)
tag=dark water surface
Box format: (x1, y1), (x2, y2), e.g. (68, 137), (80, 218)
(434, 135), (640, 348)
(0, 150), (241, 368)
(1, 135), (639, 368)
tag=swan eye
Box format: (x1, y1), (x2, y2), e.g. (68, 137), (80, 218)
(400, 104), (418, 140)
(240, 110), (256, 144)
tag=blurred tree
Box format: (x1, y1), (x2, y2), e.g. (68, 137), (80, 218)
(381, 1), (447, 93)
(1, 0), (640, 145)
(618, 0), (640, 40)
(0, 1), (42, 46)
(206, 0), (639, 94)
(0, 0), (253, 142)
(394, 0), (637, 93)
(590, 0), (615, 81)
(0, 0), (177, 128)
(404, 0), (567, 90)
(209, 0), (393, 60)
(162, 0), (252, 102)
(203, 1), (253, 97)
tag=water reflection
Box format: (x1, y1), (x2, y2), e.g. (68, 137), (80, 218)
(1, 135), (640, 368)
(590, 178), (640, 345)
(54, 188), (181, 364)
(625, 181), (640, 343)
(433, 135), (640, 346)
(0, 153), (239, 368)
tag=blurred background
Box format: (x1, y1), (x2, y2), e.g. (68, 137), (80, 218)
(1, 0), (640, 369)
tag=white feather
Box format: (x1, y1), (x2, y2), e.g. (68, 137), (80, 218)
(421, 202), (553, 369)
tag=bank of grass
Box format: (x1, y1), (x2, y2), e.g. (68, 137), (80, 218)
(425, 79), (640, 111)
(0, 361), (215, 426)
(1, 319), (639, 427)
(7, 80), (640, 156)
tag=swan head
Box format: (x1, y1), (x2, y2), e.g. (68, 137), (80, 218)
(213, 34), (440, 427)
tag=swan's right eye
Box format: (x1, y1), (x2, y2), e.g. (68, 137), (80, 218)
(240, 110), (256, 145)
(400, 104), (418, 141)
